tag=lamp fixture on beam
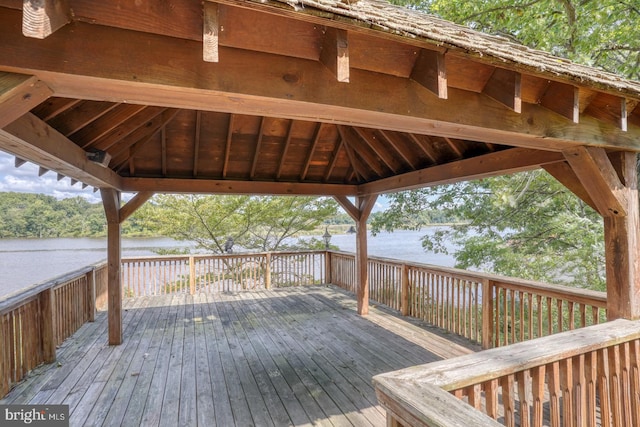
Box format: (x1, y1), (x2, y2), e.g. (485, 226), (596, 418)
(86, 149), (112, 167)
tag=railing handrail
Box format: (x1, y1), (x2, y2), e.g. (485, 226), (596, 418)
(0, 261), (106, 315)
(121, 249), (328, 263)
(373, 318), (640, 426)
(329, 250), (607, 307)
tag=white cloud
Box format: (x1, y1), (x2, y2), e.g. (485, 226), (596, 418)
(0, 151), (102, 202)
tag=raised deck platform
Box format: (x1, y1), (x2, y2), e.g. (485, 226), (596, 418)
(1, 285), (478, 426)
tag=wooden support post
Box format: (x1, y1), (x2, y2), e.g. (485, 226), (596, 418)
(39, 287), (56, 363)
(101, 189), (122, 345)
(325, 250), (332, 285)
(604, 153), (640, 320)
(189, 256), (196, 295)
(482, 279), (495, 349)
(401, 264), (410, 316)
(265, 253), (272, 289)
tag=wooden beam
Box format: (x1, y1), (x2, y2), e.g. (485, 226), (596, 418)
(323, 138), (342, 182)
(161, 126), (167, 176)
(121, 177), (358, 196)
(542, 161), (598, 212)
(582, 93), (628, 131)
(0, 113), (122, 189)
(0, 72), (53, 128)
(203, 2), (219, 63)
(378, 130), (417, 171)
(250, 117), (266, 179)
(338, 127), (369, 181)
(353, 127), (401, 174)
(602, 152), (640, 320)
(563, 146), (627, 217)
(22, 0), (71, 39)
(340, 126), (385, 177)
(355, 194), (378, 315)
(100, 188), (122, 345)
(334, 195), (359, 221)
(483, 68), (521, 113)
(2, 13), (636, 151)
(277, 120), (294, 179)
(359, 148), (564, 195)
(320, 27), (349, 83)
(300, 123), (323, 181)
(540, 81), (579, 123)
(407, 133), (438, 164)
(222, 114), (234, 178)
(410, 49), (447, 99)
(119, 191), (154, 222)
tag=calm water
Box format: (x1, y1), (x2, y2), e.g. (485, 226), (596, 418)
(0, 229), (455, 298)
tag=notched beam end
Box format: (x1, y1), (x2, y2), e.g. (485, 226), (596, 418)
(410, 49), (447, 99)
(320, 27), (350, 83)
(540, 81), (579, 123)
(22, 0), (72, 39)
(203, 2), (220, 63)
(482, 68), (521, 113)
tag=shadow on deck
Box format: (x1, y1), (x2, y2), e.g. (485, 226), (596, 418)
(1, 285), (479, 427)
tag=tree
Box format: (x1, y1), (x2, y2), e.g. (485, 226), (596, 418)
(395, 0), (640, 79)
(372, 0), (639, 290)
(134, 194), (338, 253)
(371, 171), (605, 290)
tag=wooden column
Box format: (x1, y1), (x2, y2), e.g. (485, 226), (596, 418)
(335, 195), (377, 315)
(564, 148), (640, 320)
(101, 189), (122, 345)
(603, 153), (640, 320)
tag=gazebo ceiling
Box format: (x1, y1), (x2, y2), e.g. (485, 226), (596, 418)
(0, 0), (639, 196)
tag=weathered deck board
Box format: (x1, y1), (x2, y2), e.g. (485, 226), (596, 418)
(1, 285), (478, 426)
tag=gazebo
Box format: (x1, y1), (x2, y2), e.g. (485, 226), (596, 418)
(1, 0), (640, 425)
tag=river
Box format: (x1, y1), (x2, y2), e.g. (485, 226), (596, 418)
(0, 229), (456, 298)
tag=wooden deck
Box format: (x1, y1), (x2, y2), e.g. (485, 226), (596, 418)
(1, 285), (478, 427)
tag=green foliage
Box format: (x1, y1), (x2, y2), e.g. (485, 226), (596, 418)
(133, 194), (338, 253)
(400, 0), (640, 79)
(0, 192), (106, 238)
(372, 171), (605, 290)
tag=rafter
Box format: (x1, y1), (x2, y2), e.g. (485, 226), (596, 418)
(377, 130), (417, 171)
(250, 117), (267, 179)
(91, 106), (167, 152)
(300, 123), (324, 181)
(161, 126), (167, 176)
(14, 157), (27, 168)
(324, 138), (343, 182)
(407, 134), (438, 164)
(122, 177), (357, 196)
(338, 127), (371, 182)
(359, 148), (564, 195)
(222, 114), (235, 178)
(340, 126), (385, 177)
(353, 127), (401, 174)
(0, 72), (53, 128)
(73, 104), (147, 149)
(0, 113), (122, 189)
(1, 12), (635, 151)
(49, 101), (120, 137)
(276, 120), (294, 179)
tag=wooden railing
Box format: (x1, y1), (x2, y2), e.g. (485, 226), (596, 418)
(0, 263), (107, 397)
(120, 251), (327, 297)
(374, 318), (640, 427)
(329, 252), (607, 348)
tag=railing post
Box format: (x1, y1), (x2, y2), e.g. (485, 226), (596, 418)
(482, 279), (495, 349)
(401, 264), (410, 316)
(265, 253), (272, 289)
(189, 256), (196, 295)
(325, 250), (332, 285)
(39, 288), (57, 363)
(86, 269), (96, 322)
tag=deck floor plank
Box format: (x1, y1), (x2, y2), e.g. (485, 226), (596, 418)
(1, 285), (478, 427)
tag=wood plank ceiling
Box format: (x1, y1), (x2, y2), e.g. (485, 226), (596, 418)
(0, 0), (639, 197)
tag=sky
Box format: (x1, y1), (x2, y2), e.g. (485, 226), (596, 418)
(0, 150), (104, 202)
